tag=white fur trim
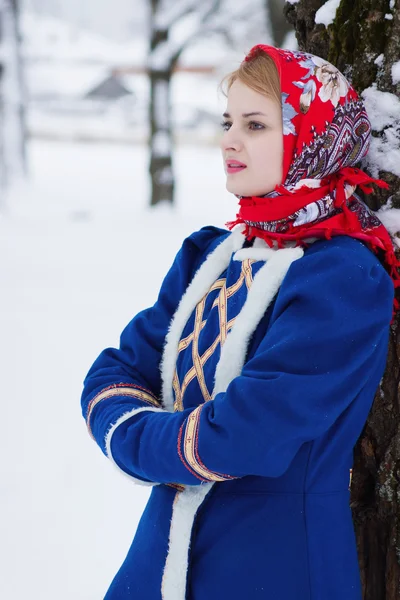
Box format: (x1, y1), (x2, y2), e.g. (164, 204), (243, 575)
(212, 247), (304, 397)
(160, 227), (246, 412)
(252, 237), (269, 248)
(160, 242), (305, 600)
(161, 484), (213, 600)
(251, 237), (301, 249)
(105, 406), (165, 487)
(233, 247), (276, 262)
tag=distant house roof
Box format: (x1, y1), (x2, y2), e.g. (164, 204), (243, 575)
(85, 74), (135, 100)
(26, 64), (108, 100)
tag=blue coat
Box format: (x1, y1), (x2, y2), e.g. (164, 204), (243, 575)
(81, 226), (394, 600)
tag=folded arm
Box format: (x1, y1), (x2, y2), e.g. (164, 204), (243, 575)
(106, 241), (394, 486)
(81, 226), (224, 484)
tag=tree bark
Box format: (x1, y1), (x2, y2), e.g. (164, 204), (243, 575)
(148, 0), (174, 207)
(266, 0), (293, 47)
(0, 9), (5, 201)
(9, 0), (27, 176)
(0, 0), (27, 206)
(285, 2), (400, 598)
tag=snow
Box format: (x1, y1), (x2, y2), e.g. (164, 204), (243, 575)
(26, 64), (108, 99)
(392, 60), (400, 85)
(152, 130), (171, 156)
(0, 138), (232, 600)
(385, 13), (393, 20)
(23, 0), (148, 42)
(361, 84), (400, 178)
(154, 0), (197, 30)
(374, 54), (384, 67)
(315, 0), (341, 27)
(282, 30), (299, 51)
(179, 33), (243, 68)
(375, 202), (400, 248)
(21, 11), (147, 66)
(286, 0), (300, 4)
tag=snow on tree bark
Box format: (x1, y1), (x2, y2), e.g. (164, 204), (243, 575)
(0, 0), (27, 203)
(285, 2), (400, 598)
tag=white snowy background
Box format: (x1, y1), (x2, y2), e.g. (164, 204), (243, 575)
(1, 139), (234, 600)
(1, 1), (271, 599)
(2, 1), (399, 598)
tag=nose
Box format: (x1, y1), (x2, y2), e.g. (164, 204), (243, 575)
(220, 127), (243, 153)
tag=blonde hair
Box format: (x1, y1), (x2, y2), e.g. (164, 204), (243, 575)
(219, 48), (281, 107)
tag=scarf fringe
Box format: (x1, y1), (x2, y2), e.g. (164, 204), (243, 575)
(227, 169), (400, 322)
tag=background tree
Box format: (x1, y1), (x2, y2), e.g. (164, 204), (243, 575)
(266, 0), (293, 46)
(148, 1), (219, 207)
(147, 0), (269, 207)
(285, 1), (400, 598)
(0, 0), (27, 206)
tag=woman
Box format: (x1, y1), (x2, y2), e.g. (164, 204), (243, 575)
(81, 45), (400, 600)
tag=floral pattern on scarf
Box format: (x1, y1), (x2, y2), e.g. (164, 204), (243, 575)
(240, 45), (374, 232)
(228, 45), (400, 318)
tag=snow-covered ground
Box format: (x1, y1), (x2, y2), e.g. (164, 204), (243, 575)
(0, 139), (233, 599)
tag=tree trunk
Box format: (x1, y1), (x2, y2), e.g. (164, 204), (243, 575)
(266, 0), (293, 47)
(9, 0), (27, 176)
(0, 10), (5, 201)
(285, 2), (400, 598)
(148, 67), (174, 207)
(148, 0), (174, 207)
(0, 0), (27, 206)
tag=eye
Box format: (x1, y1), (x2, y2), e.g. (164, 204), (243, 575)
(220, 120), (231, 131)
(248, 121), (265, 131)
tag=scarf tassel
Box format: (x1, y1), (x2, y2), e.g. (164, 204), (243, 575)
(227, 169), (400, 320)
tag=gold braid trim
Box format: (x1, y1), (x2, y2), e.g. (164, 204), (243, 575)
(182, 405), (236, 482)
(86, 384), (160, 438)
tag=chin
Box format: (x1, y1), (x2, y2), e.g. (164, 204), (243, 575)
(227, 185), (264, 197)
(226, 181), (249, 197)
(226, 178), (275, 197)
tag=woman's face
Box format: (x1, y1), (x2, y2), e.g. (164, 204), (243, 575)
(220, 79), (283, 197)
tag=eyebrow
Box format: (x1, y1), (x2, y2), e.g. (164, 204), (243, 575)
(222, 111), (267, 118)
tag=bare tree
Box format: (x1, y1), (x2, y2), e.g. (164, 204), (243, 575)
(0, 0), (27, 206)
(147, 0), (269, 206)
(285, 1), (400, 598)
(148, 1), (218, 206)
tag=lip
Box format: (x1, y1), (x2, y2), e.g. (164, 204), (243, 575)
(225, 159), (247, 174)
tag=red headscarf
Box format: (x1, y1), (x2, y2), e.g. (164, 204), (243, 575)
(227, 45), (400, 318)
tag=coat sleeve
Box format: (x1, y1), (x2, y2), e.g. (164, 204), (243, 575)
(107, 240), (395, 486)
(80, 226), (224, 485)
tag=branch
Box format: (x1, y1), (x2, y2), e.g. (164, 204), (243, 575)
(148, 0), (263, 72)
(170, 0), (267, 66)
(149, 0), (222, 71)
(153, 0), (198, 31)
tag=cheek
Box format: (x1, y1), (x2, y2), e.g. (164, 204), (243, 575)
(251, 136), (283, 173)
